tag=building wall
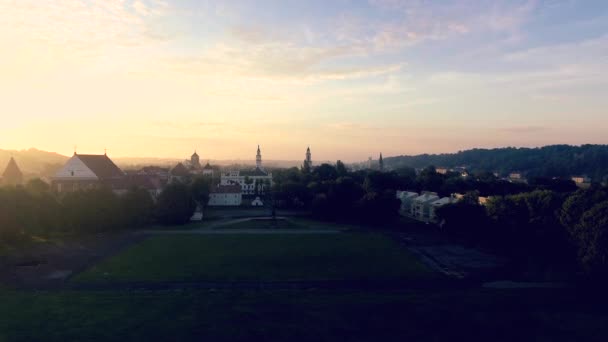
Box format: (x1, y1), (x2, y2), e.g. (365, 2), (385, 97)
(208, 193), (242, 206)
(53, 179), (101, 193)
(54, 156), (99, 180)
(220, 172), (273, 195)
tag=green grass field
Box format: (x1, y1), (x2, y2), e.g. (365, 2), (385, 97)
(75, 233), (433, 283)
(5, 221), (608, 341)
(215, 218), (305, 230)
(1, 288), (607, 341)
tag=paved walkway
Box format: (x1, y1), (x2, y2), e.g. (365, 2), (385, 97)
(66, 278), (469, 291)
(140, 217), (342, 235)
(141, 229), (341, 235)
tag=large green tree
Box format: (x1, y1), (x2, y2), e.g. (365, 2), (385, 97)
(156, 183), (195, 225)
(190, 177), (211, 209)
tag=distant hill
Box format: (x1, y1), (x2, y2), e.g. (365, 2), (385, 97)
(0, 148), (69, 179)
(384, 144), (608, 181)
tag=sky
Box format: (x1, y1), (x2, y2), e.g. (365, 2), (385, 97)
(1, 0), (607, 162)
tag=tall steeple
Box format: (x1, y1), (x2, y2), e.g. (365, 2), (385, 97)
(304, 146), (312, 171)
(256, 145), (262, 169)
(379, 153), (384, 171)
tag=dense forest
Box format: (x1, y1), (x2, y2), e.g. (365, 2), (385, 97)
(385, 145), (608, 181)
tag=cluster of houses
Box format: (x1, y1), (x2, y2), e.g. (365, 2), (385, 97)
(397, 191), (457, 224)
(27, 145), (308, 208)
(397, 190), (492, 224)
(1, 149), (597, 213)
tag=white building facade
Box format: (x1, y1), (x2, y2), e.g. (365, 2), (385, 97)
(208, 185), (243, 206)
(220, 146), (273, 195)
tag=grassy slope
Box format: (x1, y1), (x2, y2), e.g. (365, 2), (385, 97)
(75, 233), (432, 283)
(1, 288), (607, 342)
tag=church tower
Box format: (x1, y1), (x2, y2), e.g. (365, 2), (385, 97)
(304, 146), (312, 170)
(379, 153), (384, 171)
(256, 145), (263, 169)
(191, 150), (201, 169)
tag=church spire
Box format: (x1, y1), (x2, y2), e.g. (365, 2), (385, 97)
(304, 146), (312, 171)
(256, 145), (262, 169)
(379, 153), (384, 171)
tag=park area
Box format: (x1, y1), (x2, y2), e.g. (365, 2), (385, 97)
(1, 217), (608, 341)
(75, 233), (432, 284)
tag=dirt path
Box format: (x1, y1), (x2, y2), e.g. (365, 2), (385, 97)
(390, 231), (507, 280)
(0, 217), (342, 290)
(1, 219), (508, 291)
(0, 231), (146, 290)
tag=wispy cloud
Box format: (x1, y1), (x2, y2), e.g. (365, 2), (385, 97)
(0, 0), (168, 47)
(498, 125), (548, 134)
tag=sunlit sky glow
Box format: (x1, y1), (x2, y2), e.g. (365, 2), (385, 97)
(1, 0), (607, 161)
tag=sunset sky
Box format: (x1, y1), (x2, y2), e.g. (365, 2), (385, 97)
(1, 0), (607, 161)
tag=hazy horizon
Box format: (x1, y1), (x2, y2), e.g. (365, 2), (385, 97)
(4, 142), (607, 165)
(2, 0), (607, 161)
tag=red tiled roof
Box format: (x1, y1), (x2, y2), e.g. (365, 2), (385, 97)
(77, 154), (124, 180)
(171, 162), (190, 176)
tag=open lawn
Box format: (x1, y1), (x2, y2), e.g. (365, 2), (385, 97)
(215, 218), (305, 230)
(1, 288), (607, 341)
(75, 233), (433, 283)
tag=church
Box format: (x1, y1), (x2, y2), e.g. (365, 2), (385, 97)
(1, 157), (24, 186)
(52, 153), (125, 193)
(220, 145), (273, 195)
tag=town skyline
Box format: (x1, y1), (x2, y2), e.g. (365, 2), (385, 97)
(2, 0), (608, 161)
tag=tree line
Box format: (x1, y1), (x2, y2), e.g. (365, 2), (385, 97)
(0, 177), (212, 243)
(385, 144), (608, 181)
(272, 162), (401, 223)
(272, 163), (573, 218)
(436, 187), (608, 280)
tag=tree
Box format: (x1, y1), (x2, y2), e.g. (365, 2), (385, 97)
(25, 178), (50, 194)
(61, 188), (123, 233)
(417, 166), (444, 192)
(577, 201), (608, 277)
(121, 187), (155, 228)
(0, 187), (31, 241)
(336, 160), (348, 177)
(156, 183), (195, 225)
(275, 181), (310, 208)
(363, 171), (401, 193)
(560, 189), (608, 277)
(313, 164), (338, 182)
(355, 190), (401, 223)
(190, 177), (211, 208)
(436, 202), (488, 241)
(311, 193), (331, 219)
(560, 189), (608, 231)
